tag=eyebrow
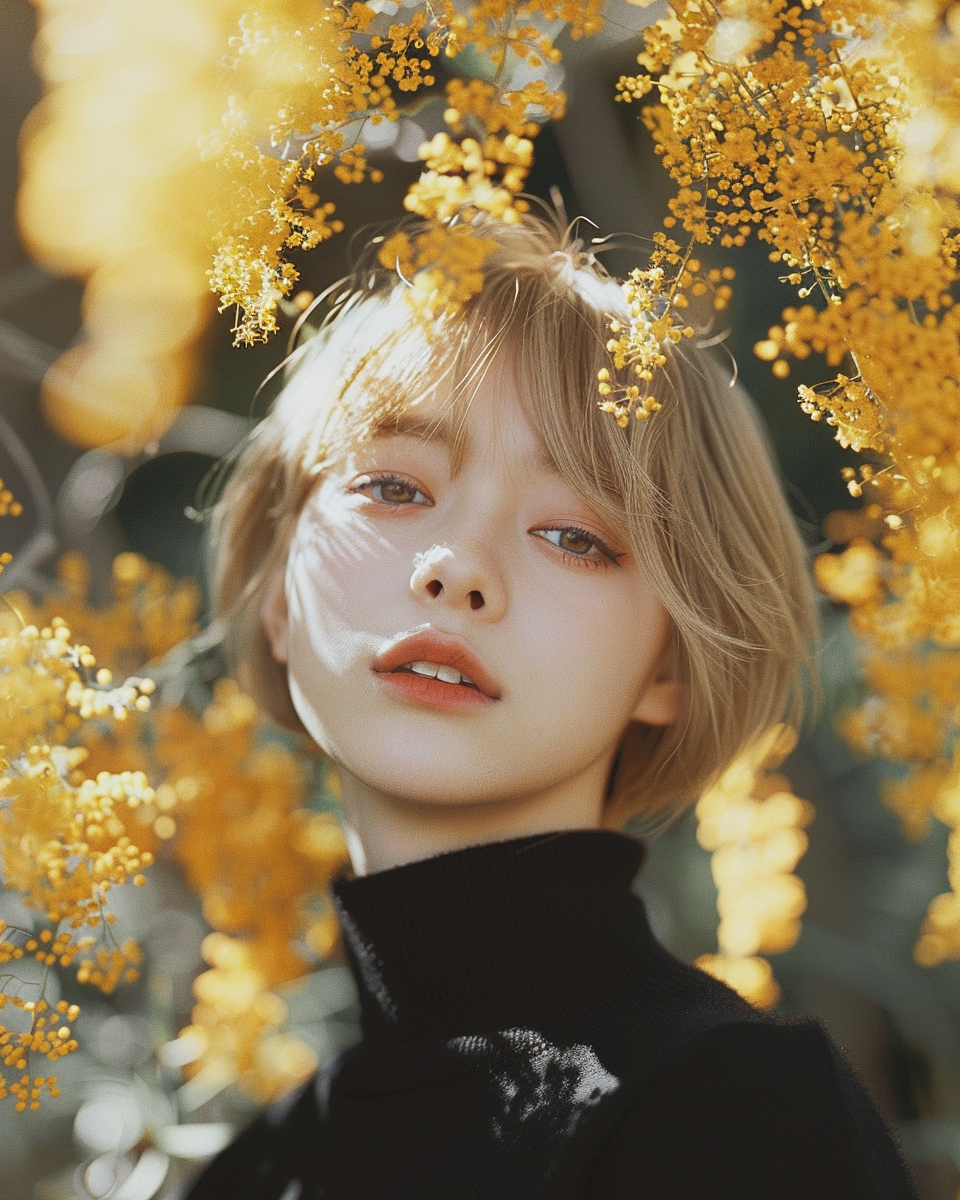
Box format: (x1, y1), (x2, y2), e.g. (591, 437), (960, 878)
(369, 409), (562, 476)
(370, 410), (458, 446)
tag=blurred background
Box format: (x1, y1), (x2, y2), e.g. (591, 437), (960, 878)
(3, 0), (960, 1196)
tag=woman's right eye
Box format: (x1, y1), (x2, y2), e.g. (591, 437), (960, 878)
(350, 474), (432, 507)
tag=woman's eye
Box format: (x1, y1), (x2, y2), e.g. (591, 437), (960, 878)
(555, 529), (594, 555)
(533, 527), (624, 565)
(352, 475), (432, 506)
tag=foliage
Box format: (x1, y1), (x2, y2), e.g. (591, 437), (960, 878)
(152, 680), (348, 1104)
(20, 1), (603, 443)
(0, 552), (348, 1108)
(14, 0), (960, 1121)
(609, 0), (960, 970)
(0, 606), (153, 1109)
(207, 0), (600, 333)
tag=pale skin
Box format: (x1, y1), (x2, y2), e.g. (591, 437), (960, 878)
(262, 354), (680, 875)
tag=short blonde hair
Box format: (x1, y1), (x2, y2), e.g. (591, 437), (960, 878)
(210, 212), (819, 821)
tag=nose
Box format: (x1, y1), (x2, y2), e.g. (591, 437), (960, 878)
(410, 543), (507, 621)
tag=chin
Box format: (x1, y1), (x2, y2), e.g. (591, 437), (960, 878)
(356, 763), (507, 808)
(335, 742), (533, 810)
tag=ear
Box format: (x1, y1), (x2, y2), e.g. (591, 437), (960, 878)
(261, 565), (290, 665)
(631, 649), (681, 727)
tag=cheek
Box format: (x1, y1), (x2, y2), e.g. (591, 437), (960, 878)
(529, 580), (668, 714)
(287, 506), (376, 622)
(284, 515), (363, 683)
(282, 504), (411, 693)
(282, 555), (373, 761)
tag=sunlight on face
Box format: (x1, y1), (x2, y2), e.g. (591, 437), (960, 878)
(266, 355), (677, 814)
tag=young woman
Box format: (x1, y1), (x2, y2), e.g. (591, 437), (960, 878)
(185, 214), (918, 1198)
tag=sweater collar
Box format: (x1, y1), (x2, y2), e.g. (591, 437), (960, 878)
(332, 829), (654, 1043)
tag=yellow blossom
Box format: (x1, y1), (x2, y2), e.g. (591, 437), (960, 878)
(695, 725), (814, 1008)
(2, 551), (349, 1106)
(616, 0), (960, 971)
(158, 679), (349, 1101)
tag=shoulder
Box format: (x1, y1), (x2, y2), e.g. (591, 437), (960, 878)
(633, 1019), (855, 1135)
(586, 1019), (919, 1200)
(659, 1014), (842, 1081)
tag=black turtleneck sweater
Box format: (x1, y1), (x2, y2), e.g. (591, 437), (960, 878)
(185, 831), (918, 1199)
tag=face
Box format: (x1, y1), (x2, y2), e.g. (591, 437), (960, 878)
(263, 355), (678, 816)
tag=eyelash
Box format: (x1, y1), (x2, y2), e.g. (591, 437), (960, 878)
(533, 526), (625, 568)
(349, 472), (432, 507)
(350, 473), (624, 567)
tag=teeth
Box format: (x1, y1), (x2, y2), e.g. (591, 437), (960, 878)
(405, 661), (475, 687)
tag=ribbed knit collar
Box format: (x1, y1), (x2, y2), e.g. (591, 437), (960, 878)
(332, 829), (665, 1043)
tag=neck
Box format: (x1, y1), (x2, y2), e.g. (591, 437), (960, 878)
(332, 829), (655, 1043)
(339, 758), (613, 875)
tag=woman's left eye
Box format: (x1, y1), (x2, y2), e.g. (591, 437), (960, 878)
(532, 526), (624, 566)
(350, 474), (432, 507)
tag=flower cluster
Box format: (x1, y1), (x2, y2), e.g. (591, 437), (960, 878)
(0, 477), (21, 579)
(0, 994), (79, 1110)
(2, 551), (350, 1105)
(180, 932), (322, 1105)
(619, 0), (960, 968)
(618, 0), (960, 447)
(0, 478), (21, 520)
(156, 680), (349, 1102)
(7, 551), (201, 678)
(208, 0), (594, 328)
(0, 614), (155, 1107)
(385, 0), (605, 316)
(20, 2), (605, 444)
(377, 223), (499, 317)
(204, 0), (454, 343)
(694, 725), (813, 1008)
(598, 243), (734, 424)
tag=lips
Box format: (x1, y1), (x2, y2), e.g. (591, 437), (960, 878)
(372, 630), (501, 700)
